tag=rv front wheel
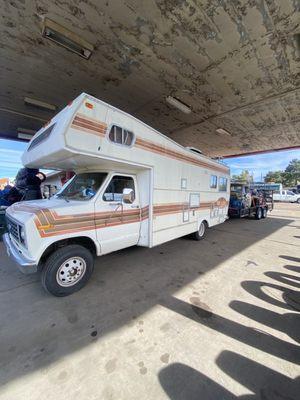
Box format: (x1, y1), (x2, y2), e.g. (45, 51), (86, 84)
(193, 221), (207, 241)
(41, 245), (94, 297)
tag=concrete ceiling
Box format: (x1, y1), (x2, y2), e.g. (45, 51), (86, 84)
(0, 0), (299, 157)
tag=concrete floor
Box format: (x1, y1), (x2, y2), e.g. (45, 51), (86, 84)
(0, 203), (299, 399)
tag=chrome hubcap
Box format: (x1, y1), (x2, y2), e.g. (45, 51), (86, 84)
(199, 222), (205, 237)
(56, 257), (86, 287)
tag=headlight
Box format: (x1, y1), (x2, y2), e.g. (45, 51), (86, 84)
(19, 226), (26, 245)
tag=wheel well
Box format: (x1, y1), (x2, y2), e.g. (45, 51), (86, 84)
(39, 237), (97, 268)
(202, 219), (209, 227)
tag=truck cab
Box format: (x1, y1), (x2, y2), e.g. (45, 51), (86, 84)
(4, 170), (140, 296)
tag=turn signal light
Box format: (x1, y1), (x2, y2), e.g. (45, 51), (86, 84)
(85, 102), (93, 109)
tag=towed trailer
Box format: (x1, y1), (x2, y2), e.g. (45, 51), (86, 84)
(228, 182), (273, 219)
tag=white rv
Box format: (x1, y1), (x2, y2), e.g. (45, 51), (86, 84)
(4, 93), (230, 296)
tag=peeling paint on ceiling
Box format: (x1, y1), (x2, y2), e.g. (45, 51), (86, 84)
(0, 0), (299, 156)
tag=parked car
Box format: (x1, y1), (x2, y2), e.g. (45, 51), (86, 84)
(273, 190), (300, 203)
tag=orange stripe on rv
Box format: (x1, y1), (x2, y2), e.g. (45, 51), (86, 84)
(15, 199), (228, 238)
(70, 114), (228, 173)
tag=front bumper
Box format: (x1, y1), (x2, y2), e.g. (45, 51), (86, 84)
(3, 233), (38, 274)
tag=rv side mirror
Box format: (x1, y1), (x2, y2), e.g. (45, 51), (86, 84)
(122, 188), (134, 204)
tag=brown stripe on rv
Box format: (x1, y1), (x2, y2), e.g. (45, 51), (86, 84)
(70, 114), (228, 174)
(14, 198), (227, 238)
(71, 123), (106, 136)
(71, 121), (106, 136)
(72, 119), (107, 133)
(135, 138), (227, 173)
(73, 115), (107, 130)
(35, 207), (143, 237)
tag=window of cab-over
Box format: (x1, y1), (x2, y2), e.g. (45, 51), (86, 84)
(108, 125), (135, 146)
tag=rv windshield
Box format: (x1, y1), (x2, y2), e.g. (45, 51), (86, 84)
(57, 173), (107, 201)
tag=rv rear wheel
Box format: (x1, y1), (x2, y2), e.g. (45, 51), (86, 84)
(41, 245), (94, 297)
(193, 221), (207, 240)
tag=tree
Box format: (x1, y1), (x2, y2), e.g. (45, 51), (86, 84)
(284, 159), (300, 186)
(232, 170), (253, 183)
(264, 171), (283, 183)
(285, 159), (300, 173)
(264, 159), (300, 186)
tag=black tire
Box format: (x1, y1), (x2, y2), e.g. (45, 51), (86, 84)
(255, 207), (262, 220)
(262, 208), (267, 218)
(193, 221), (207, 240)
(297, 198), (300, 204)
(41, 245), (94, 297)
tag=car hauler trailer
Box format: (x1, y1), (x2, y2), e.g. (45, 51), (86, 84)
(4, 93), (230, 296)
(228, 182), (273, 219)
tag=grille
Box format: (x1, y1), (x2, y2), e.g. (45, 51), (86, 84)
(6, 216), (20, 243)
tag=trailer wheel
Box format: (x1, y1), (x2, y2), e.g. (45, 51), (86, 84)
(193, 221), (207, 240)
(41, 245), (94, 297)
(255, 207), (262, 220)
(262, 208), (267, 218)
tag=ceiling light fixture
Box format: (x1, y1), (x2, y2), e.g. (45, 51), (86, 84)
(216, 128), (231, 136)
(166, 96), (192, 114)
(24, 97), (56, 111)
(42, 18), (94, 59)
(17, 128), (36, 140)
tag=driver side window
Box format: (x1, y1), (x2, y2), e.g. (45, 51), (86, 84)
(103, 175), (135, 202)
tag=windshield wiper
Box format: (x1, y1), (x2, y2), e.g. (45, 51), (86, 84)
(56, 193), (70, 202)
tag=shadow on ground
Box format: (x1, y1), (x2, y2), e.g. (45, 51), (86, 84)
(0, 216), (297, 387)
(159, 353), (299, 400)
(159, 250), (300, 399)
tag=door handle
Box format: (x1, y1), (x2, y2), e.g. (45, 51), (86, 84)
(131, 205), (140, 208)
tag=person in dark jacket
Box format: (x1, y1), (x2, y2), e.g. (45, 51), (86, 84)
(20, 168), (46, 201)
(12, 168), (46, 203)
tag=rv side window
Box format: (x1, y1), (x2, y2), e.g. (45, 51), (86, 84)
(210, 175), (217, 188)
(103, 175), (135, 202)
(219, 177), (228, 192)
(108, 125), (134, 146)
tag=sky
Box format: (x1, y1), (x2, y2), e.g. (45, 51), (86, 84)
(0, 138), (299, 181)
(0, 139), (28, 179)
(223, 149), (300, 181)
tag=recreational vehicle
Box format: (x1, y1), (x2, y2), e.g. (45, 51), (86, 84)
(4, 93), (230, 296)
